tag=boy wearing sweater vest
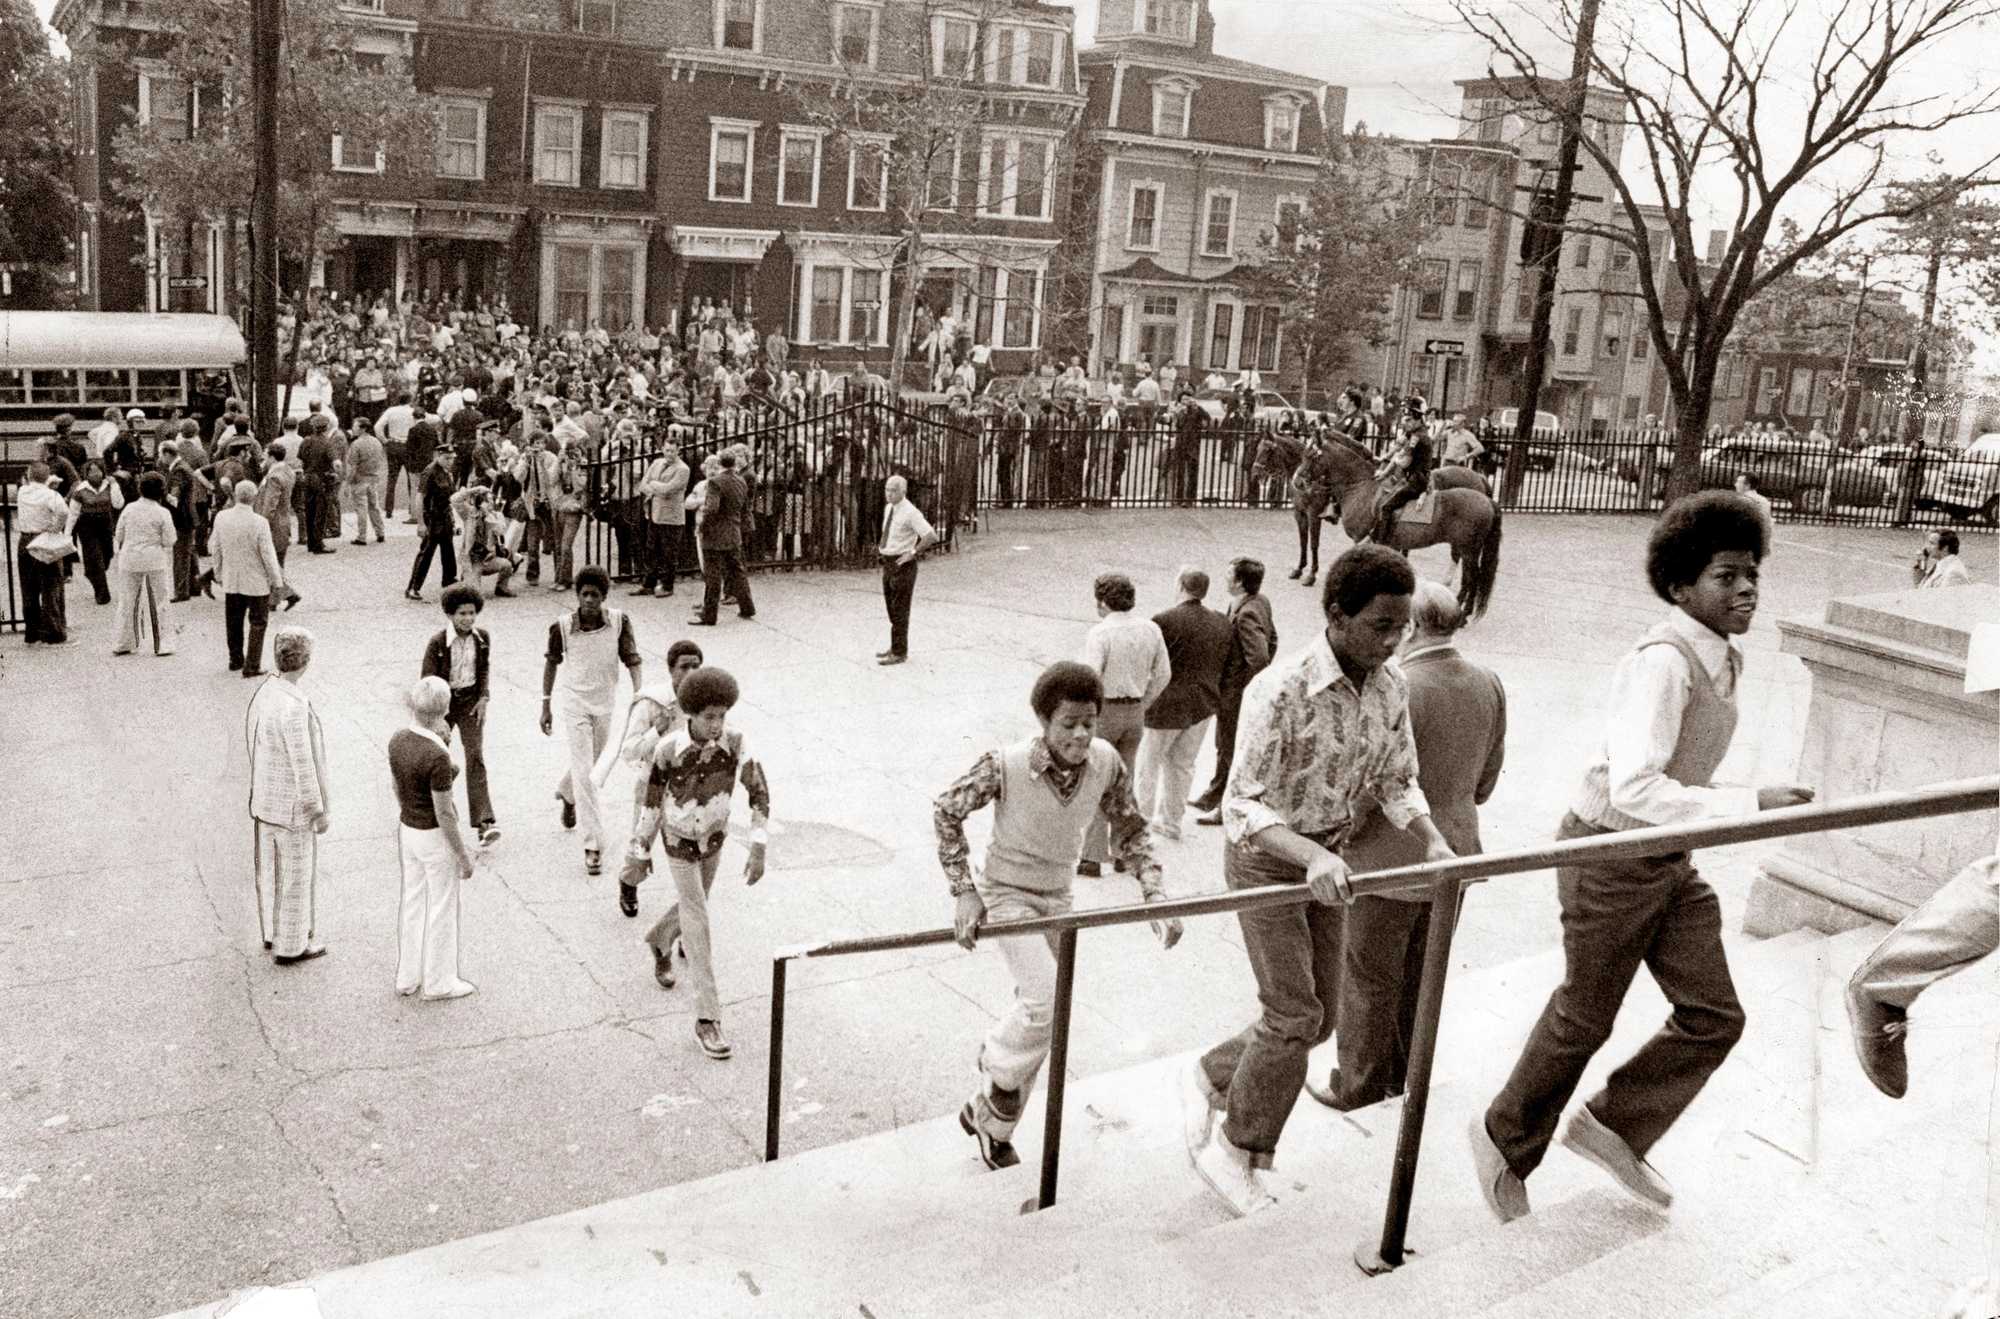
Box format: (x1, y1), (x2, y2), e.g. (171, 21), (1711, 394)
(934, 661), (1186, 1170)
(1473, 492), (1814, 1222)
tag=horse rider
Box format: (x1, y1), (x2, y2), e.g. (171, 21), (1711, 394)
(1368, 396), (1436, 542)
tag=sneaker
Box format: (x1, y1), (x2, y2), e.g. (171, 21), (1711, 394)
(1194, 809), (1223, 827)
(958, 1098), (1021, 1170)
(1180, 1058), (1218, 1166)
(695, 1019), (733, 1060)
(1561, 1105), (1672, 1211)
(422, 981), (478, 1002)
(1192, 1128), (1277, 1217)
(1844, 974), (1909, 1099)
(479, 823), (502, 847)
(1469, 1114), (1530, 1223)
(652, 944), (676, 988)
(560, 797), (576, 830)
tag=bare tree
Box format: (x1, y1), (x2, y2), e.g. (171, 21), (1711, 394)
(1455, 0), (2000, 496)
(789, 0), (1085, 394)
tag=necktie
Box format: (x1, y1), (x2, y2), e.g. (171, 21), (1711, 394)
(880, 506), (892, 552)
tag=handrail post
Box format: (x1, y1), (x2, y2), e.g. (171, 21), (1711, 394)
(1032, 928), (1080, 1212)
(1356, 871), (1464, 1275)
(764, 956), (788, 1162)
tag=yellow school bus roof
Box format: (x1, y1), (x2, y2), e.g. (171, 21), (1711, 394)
(0, 311), (247, 369)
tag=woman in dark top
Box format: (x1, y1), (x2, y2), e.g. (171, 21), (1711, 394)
(389, 676), (479, 1001)
(68, 460), (123, 606)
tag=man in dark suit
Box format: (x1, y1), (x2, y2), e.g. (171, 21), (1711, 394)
(689, 451), (756, 626)
(1309, 578), (1506, 1111)
(296, 417), (340, 555)
(1134, 567), (1236, 839)
(1191, 557), (1275, 823)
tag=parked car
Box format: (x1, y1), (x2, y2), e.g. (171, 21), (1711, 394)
(1484, 407), (1563, 469)
(1823, 441), (1919, 510)
(1697, 434), (1839, 510)
(1929, 433), (2000, 523)
(1190, 387), (1323, 429)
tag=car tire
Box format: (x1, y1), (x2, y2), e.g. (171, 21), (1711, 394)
(1982, 495), (1999, 527)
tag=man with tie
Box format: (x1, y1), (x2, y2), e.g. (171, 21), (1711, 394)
(877, 475), (939, 666)
(689, 452), (756, 626)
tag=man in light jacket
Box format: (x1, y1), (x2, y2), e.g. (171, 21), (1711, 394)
(632, 432), (690, 597)
(211, 480), (288, 677)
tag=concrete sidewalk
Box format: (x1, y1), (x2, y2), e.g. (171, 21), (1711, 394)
(0, 507), (1925, 1319)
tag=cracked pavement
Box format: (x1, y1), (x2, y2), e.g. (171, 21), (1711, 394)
(0, 507), (1926, 1319)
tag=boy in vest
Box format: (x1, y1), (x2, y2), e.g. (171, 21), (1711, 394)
(541, 566), (644, 877)
(603, 639), (705, 920)
(622, 666), (770, 1061)
(934, 661), (1186, 1171)
(1473, 492), (1814, 1222)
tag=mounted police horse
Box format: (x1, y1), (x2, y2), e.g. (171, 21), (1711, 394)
(1316, 435), (1503, 619)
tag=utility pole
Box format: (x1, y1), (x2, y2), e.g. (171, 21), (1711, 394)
(250, 0), (281, 440)
(1500, 0), (1601, 504)
(1835, 253), (1872, 439)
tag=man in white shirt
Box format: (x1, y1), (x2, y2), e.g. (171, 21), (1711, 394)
(15, 462), (73, 644)
(89, 407), (122, 457)
(1441, 414), (1485, 468)
(378, 396), (418, 518)
(1913, 529), (1973, 589)
(876, 475), (939, 667)
(1079, 572), (1171, 875)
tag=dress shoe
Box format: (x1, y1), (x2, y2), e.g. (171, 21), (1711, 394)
(478, 823), (502, 847)
(273, 947), (329, 966)
(1301, 572), (1316, 587)
(1845, 974), (1908, 1098)
(652, 945), (677, 988)
(1287, 566), (1303, 580)
(959, 1096), (1021, 1170)
(1469, 1114), (1530, 1223)
(494, 587), (519, 598)
(171, 594), (191, 603)
(619, 882), (638, 917)
(241, 667), (265, 679)
(1561, 1105), (1672, 1211)
(877, 653), (906, 665)
(283, 592), (302, 611)
(1075, 861), (1102, 877)
(738, 610), (756, 620)
(375, 535), (385, 544)
(228, 659), (243, 672)
(309, 547), (335, 555)
(560, 798), (577, 830)
(875, 649), (894, 659)
(695, 1019), (733, 1060)
(350, 539), (367, 546)
(422, 981), (478, 1001)
(1194, 808), (1223, 827)
(687, 616), (717, 627)
(404, 589), (423, 602)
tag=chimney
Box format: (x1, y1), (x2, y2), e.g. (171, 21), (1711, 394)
(1195, 0), (1216, 56)
(1705, 229), (1727, 263)
(1323, 85), (1349, 139)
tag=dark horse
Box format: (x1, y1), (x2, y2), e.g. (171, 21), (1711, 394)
(1315, 437), (1504, 619)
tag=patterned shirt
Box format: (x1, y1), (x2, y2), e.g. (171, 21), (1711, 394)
(1222, 632), (1429, 848)
(634, 727), (772, 862)
(933, 739), (1164, 899)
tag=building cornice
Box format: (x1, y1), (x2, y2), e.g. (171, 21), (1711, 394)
(1078, 48), (1322, 96)
(1088, 129), (1322, 172)
(659, 49), (1086, 110)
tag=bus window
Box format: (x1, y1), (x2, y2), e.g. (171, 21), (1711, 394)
(83, 368), (133, 404)
(0, 368), (24, 404)
(136, 369), (185, 404)
(28, 369), (78, 404)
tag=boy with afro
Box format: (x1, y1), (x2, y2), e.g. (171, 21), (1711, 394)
(621, 664), (770, 1061)
(1473, 492), (1814, 1222)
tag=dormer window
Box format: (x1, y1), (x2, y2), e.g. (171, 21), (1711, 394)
(1138, 0), (1193, 40)
(1262, 94), (1305, 152)
(1151, 76), (1197, 139)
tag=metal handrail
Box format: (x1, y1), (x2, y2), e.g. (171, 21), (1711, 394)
(762, 775), (1998, 1263)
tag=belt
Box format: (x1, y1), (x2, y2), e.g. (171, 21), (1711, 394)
(1104, 696), (1143, 704)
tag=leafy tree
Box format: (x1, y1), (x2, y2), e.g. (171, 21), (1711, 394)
(1239, 128), (1430, 404)
(108, 0), (439, 360)
(0, 0), (76, 308)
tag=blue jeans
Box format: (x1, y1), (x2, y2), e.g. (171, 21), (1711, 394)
(1200, 841), (1344, 1161)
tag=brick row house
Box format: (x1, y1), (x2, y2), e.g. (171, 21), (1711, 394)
(56, 0), (1084, 373)
(1071, 0), (1340, 390)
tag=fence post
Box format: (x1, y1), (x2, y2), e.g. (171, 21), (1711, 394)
(764, 955), (788, 1162)
(1031, 927), (1080, 1212)
(1355, 870), (1464, 1276)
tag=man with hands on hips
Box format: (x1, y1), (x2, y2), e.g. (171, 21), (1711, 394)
(1182, 545), (1455, 1217)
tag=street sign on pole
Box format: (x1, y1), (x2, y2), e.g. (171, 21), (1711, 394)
(1424, 339), (1466, 357)
(167, 276), (209, 290)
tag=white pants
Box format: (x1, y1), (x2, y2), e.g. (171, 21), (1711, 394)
(114, 567), (174, 655)
(396, 824), (467, 997)
(555, 706), (613, 851)
(975, 884), (1073, 1136)
(1133, 719), (1212, 834)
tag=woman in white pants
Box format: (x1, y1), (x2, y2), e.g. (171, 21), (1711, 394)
(389, 676), (479, 1000)
(112, 471), (179, 656)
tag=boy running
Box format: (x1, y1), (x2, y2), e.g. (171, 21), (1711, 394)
(1473, 492), (1814, 1221)
(934, 661), (1185, 1171)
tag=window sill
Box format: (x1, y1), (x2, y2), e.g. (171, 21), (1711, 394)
(847, 203), (888, 213)
(535, 178), (582, 188)
(1126, 242), (1161, 253)
(333, 165), (384, 175)
(708, 194), (755, 204)
(438, 171), (486, 183)
(777, 198), (820, 209)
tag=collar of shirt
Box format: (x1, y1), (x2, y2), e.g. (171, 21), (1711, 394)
(1663, 606), (1740, 685)
(1301, 631), (1384, 700)
(408, 724), (449, 752)
(1026, 738), (1086, 794)
(1400, 641), (1456, 665)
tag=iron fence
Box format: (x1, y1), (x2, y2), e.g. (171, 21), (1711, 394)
(1, 483), (19, 634)
(965, 418), (2000, 532)
(575, 397), (982, 581)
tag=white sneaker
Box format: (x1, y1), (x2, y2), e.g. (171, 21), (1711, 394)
(1192, 1128), (1277, 1217)
(1180, 1058), (1217, 1166)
